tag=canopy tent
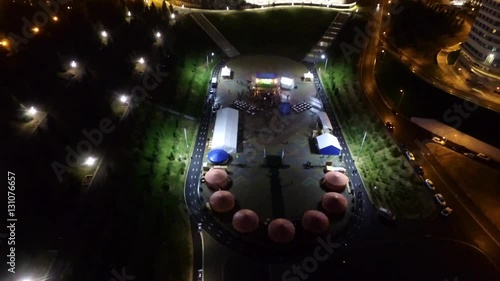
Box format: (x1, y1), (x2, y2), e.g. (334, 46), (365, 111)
(318, 111), (333, 131)
(302, 210), (329, 234)
(207, 149), (229, 164)
(280, 77), (294, 90)
(304, 71), (314, 81)
(316, 133), (342, 155)
(279, 102), (291, 115)
(212, 108), (239, 153)
(232, 209), (259, 233)
(221, 66), (231, 78)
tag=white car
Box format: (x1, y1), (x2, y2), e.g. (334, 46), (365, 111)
(432, 137), (446, 145)
(198, 269), (202, 281)
(425, 179), (435, 190)
(441, 207), (453, 216)
(405, 151), (415, 161)
(378, 207), (396, 221)
(434, 194), (446, 206)
(197, 223), (202, 232)
(476, 153), (490, 161)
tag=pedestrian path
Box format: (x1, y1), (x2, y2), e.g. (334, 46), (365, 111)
(191, 13), (241, 58)
(302, 12), (351, 63)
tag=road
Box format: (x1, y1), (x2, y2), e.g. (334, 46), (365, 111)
(359, 0), (500, 265)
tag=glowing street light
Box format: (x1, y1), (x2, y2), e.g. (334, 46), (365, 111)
(84, 157), (97, 166)
(119, 95), (128, 103)
(171, 13), (175, 19)
(156, 32), (161, 38)
(226, 6), (229, 10)
(32, 27), (39, 33)
(1, 40), (8, 47)
(321, 54), (328, 70)
(127, 11), (132, 17)
(70, 60), (77, 68)
(101, 31), (108, 38)
(138, 57), (145, 64)
(397, 89), (405, 111)
(27, 106), (37, 116)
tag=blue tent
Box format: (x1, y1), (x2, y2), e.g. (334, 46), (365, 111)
(207, 149), (229, 164)
(316, 134), (342, 155)
(279, 102), (291, 115)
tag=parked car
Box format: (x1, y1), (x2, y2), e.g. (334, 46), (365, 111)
(198, 223), (202, 232)
(464, 152), (475, 158)
(378, 207), (396, 221)
(451, 145), (465, 152)
(441, 207), (453, 217)
(197, 269), (203, 281)
(400, 143), (407, 151)
(476, 153), (490, 161)
(425, 179), (435, 190)
(405, 151), (415, 161)
(415, 165), (424, 175)
(432, 137), (446, 145)
(434, 194), (446, 206)
(385, 121), (394, 131)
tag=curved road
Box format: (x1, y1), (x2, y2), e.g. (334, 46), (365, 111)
(360, 0), (500, 264)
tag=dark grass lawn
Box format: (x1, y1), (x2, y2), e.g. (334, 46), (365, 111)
(375, 53), (500, 147)
(203, 8), (338, 60)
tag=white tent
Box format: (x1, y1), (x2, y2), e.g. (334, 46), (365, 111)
(318, 111), (332, 131)
(280, 77), (294, 90)
(304, 71), (314, 81)
(221, 66), (231, 78)
(316, 133), (342, 155)
(212, 108), (239, 153)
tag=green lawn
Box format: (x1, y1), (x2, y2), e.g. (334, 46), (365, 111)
(203, 8), (338, 60)
(321, 17), (435, 218)
(153, 16), (217, 116)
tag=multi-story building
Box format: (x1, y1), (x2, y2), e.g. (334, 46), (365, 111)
(456, 0), (500, 82)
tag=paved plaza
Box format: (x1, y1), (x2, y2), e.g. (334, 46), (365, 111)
(201, 55), (354, 244)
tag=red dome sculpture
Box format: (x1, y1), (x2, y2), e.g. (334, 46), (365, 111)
(209, 190), (235, 213)
(232, 209), (259, 233)
(323, 171), (348, 192)
(268, 218), (295, 243)
(322, 192), (348, 215)
(205, 169), (229, 190)
(301, 210), (330, 234)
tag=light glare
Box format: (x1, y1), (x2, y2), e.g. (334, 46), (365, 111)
(27, 107), (37, 116)
(120, 95), (128, 103)
(138, 57), (145, 64)
(84, 157), (97, 166)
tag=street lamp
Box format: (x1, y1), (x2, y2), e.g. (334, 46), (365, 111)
(138, 57), (145, 64)
(84, 156), (97, 166)
(206, 52), (214, 69)
(127, 11), (132, 17)
(321, 54), (328, 70)
(101, 31), (108, 38)
(0, 40), (7, 47)
(52, 16), (58, 22)
(156, 32), (161, 38)
(32, 27), (39, 33)
(70, 60), (77, 68)
(171, 13), (175, 19)
(397, 89), (405, 112)
(27, 106), (37, 116)
(119, 95), (128, 104)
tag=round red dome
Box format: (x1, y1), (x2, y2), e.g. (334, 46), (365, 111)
(301, 210), (330, 234)
(321, 192), (348, 215)
(205, 169), (229, 190)
(323, 171), (348, 192)
(232, 209), (259, 233)
(268, 218), (295, 243)
(209, 190), (235, 213)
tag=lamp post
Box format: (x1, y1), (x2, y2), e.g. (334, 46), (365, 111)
(356, 131), (367, 162)
(397, 89), (405, 112)
(321, 54), (328, 70)
(206, 52), (214, 69)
